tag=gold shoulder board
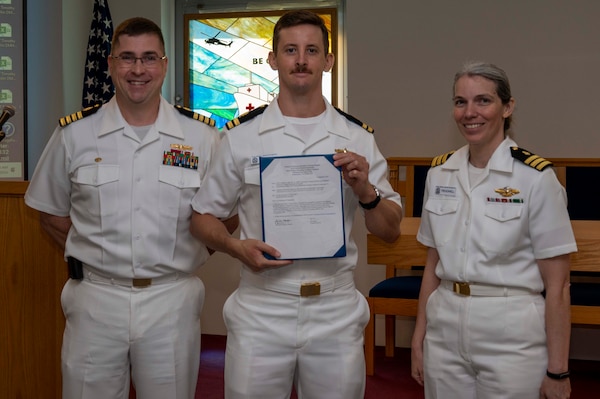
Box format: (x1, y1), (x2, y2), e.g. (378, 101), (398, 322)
(430, 151), (455, 167)
(174, 105), (216, 127)
(510, 146), (553, 171)
(59, 103), (102, 127)
(334, 107), (374, 133)
(226, 105), (268, 130)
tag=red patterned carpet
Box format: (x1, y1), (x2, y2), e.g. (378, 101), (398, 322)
(194, 335), (600, 398)
(129, 334), (600, 398)
(195, 334), (424, 399)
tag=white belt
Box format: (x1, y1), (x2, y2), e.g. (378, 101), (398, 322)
(241, 269), (355, 297)
(440, 280), (539, 297)
(83, 265), (189, 288)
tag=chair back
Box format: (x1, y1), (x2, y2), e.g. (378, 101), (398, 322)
(367, 217), (427, 278)
(570, 220), (600, 273)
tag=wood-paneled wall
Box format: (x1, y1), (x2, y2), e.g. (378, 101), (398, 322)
(0, 182), (66, 398)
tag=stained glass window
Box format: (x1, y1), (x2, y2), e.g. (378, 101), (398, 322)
(184, 9), (337, 129)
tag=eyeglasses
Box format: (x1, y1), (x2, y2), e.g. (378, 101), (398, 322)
(110, 54), (167, 67)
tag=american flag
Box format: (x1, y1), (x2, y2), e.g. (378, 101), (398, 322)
(82, 0), (114, 107)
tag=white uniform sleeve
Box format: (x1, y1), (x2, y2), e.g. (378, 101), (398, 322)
(528, 169), (577, 259)
(24, 126), (72, 217)
(365, 134), (402, 207)
(416, 170), (435, 248)
(192, 133), (241, 218)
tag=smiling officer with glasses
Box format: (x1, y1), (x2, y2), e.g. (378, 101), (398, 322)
(25, 17), (231, 399)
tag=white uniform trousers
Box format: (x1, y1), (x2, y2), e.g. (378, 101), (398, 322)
(60, 275), (204, 399)
(222, 278), (370, 399)
(423, 286), (547, 399)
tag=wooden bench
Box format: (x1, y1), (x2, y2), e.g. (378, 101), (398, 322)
(364, 217), (600, 376)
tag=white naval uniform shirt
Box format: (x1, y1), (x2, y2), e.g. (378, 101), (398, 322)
(25, 96), (220, 279)
(191, 98), (402, 280)
(417, 138), (577, 293)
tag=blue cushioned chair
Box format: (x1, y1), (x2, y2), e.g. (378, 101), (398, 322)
(364, 217), (427, 376)
(364, 160), (430, 376)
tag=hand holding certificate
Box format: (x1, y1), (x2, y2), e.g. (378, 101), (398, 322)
(260, 154), (346, 260)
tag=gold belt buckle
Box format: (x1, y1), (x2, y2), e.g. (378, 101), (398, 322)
(453, 282), (470, 296)
(133, 278), (152, 288)
(300, 282), (321, 297)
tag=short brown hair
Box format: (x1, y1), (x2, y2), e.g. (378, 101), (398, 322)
(112, 17), (165, 54)
(272, 10), (329, 55)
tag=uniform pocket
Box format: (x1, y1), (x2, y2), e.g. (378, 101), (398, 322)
(424, 287), (441, 327)
(159, 165), (201, 189)
(243, 165), (260, 186)
(423, 198), (459, 246)
(484, 203), (522, 222)
(158, 165), (201, 217)
(424, 198), (459, 216)
(156, 167), (202, 260)
(73, 164), (119, 186)
(481, 203), (524, 254)
(222, 290), (239, 330)
(71, 164), (119, 216)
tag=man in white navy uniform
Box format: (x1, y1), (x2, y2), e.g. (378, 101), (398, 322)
(411, 62), (576, 399)
(190, 10), (402, 399)
(25, 17), (232, 399)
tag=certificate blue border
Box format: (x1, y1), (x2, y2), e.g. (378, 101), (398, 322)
(259, 154), (346, 260)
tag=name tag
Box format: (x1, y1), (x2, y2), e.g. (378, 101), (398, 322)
(435, 185), (456, 197)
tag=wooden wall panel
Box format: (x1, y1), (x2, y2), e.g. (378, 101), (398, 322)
(0, 182), (66, 399)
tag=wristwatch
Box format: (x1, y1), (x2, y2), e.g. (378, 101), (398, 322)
(546, 370), (570, 380)
(359, 186), (381, 210)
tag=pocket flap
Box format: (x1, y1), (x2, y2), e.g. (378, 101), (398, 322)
(424, 198), (459, 215)
(73, 165), (119, 186)
(484, 204), (523, 222)
(159, 165), (201, 188)
(244, 165), (260, 185)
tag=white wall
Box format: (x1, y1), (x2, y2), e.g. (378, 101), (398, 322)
(27, 0), (64, 174)
(345, 0), (600, 159)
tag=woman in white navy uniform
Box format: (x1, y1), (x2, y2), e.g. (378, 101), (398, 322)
(411, 62), (576, 399)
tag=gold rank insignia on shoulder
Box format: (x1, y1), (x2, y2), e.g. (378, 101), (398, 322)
(226, 105), (268, 130)
(510, 146), (553, 171)
(59, 103), (102, 127)
(431, 151), (455, 167)
(495, 186), (520, 197)
(174, 105), (216, 127)
(334, 107), (374, 133)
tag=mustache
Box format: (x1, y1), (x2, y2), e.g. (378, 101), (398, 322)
(293, 65), (310, 73)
